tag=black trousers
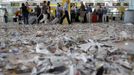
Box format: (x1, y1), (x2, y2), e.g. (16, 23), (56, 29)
(75, 12), (80, 22)
(60, 10), (71, 24)
(71, 12), (75, 22)
(37, 14), (41, 24)
(23, 14), (29, 24)
(98, 14), (103, 22)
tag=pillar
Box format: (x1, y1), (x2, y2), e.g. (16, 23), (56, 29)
(124, 0), (134, 24)
(129, 0), (134, 10)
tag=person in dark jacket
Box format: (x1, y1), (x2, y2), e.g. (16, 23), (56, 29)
(86, 5), (92, 23)
(4, 9), (8, 23)
(97, 5), (103, 22)
(40, 1), (48, 23)
(71, 4), (76, 22)
(47, 1), (51, 20)
(42, 1), (48, 15)
(35, 5), (41, 23)
(21, 3), (29, 24)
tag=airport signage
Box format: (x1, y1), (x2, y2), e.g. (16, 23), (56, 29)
(10, 2), (20, 7)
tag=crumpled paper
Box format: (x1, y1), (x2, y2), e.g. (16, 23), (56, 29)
(0, 23), (134, 75)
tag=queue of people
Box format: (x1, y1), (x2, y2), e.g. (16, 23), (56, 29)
(4, 0), (122, 25)
(70, 2), (109, 23)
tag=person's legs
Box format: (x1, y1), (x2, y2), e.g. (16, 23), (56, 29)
(65, 11), (71, 24)
(40, 14), (47, 23)
(98, 15), (101, 22)
(37, 14), (39, 24)
(48, 13), (50, 20)
(4, 16), (8, 23)
(86, 12), (91, 23)
(26, 14), (29, 24)
(23, 15), (26, 24)
(60, 12), (66, 24)
(104, 15), (107, 22)
(99, 14), (103, 22)
(100, 15), (103, 22)
(75, 13), (79, 22)
(86, 13), (89, 23)
(120, 12), (124, 20)
(18, 15), (22, 24)
(71, 12), (73, 23)
(89, 12), (91, 23)
(102, 15), (105, 22)
(84, 13), (87, 23)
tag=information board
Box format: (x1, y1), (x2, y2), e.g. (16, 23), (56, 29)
(11, 2), (20, 7)
(113, 3), (121, 6)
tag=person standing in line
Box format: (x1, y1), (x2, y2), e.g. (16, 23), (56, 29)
(21, 3), (29, 24)
(75, 6), (79, 22)
(79, 1), (86, 23)
(71, 4), (76, 22)
(4, 9), (8, 23)
(80, 2), (85, 11)
(56, 3), (63, 18)
(102, 7), (108, 22)
(86, 4), (92, 23)
(40, 1), (48, 23)
(60, 0), (71, 24)
(97, 5), (103, 22)
(42, 1), (48, 15)
(47, 1), (51, 20)
(117, 5), (125, 20)
(35, 5), (41, 24)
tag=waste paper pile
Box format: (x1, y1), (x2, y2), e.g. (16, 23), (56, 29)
(0, 22), (134, 75)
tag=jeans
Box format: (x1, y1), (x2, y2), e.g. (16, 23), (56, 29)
(60, 10), (71, 24)
(23, 14), (29, 24)
(102, 14), (107, 22)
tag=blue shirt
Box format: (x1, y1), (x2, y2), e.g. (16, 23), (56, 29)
(56, 7), (62, 17)
(103, 8), (107, 14)
(86, 6), (92, 13)
(64, 2), (68, 11)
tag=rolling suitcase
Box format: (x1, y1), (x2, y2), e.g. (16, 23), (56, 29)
(29, 16), (37, 25)
(92, 15), (97, 23)
(51, 17), (59, 24)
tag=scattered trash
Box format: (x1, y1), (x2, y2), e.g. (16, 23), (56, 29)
(0, 23), (134, 75)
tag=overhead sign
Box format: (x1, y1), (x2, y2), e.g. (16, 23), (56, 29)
(71, 0), (81, 3)
(11, 2), (20, 7)
(118, 0), (129, 2)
